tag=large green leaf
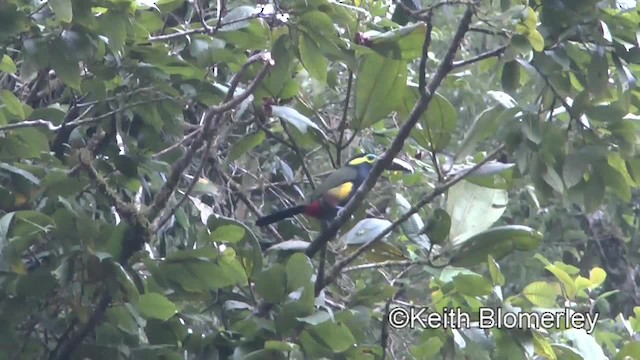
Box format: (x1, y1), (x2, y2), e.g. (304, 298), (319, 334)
(449, 225), (543, 267)
(445, 180), (508, 246)
(271, 105), (324, 135)
(522, 281), (559, 307)
(452, 274), (493, 297)
(298, 33), (327, 82)
(587, 46), (609, 99)
(365, 22), (427, 60)
(49, 0), (73, 23)
(395, 193), (431, 250)
(138, 293), (177, 321)
(0, 89), (25, 119)
(397, 86), (457, 152)
(254, 264), (287, 304)
(353, 53), (407, 129)
(455, 92), (520, 161)
(286, 253), (313, 292)
(308, 320), (356, 353)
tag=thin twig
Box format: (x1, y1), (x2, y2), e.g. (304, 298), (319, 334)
(0, 97), (170, 133)
(148, 11), (263, 42)
(336, 70), (354, 165)
(418, 10), (433, 96)
(152, 128), (201, 158)
(451, 44), (508, 69)
(343, 259), (435, 272)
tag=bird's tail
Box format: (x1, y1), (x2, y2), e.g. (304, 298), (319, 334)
(256, 205), (306, 226)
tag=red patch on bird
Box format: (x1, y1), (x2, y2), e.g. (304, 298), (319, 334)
(304, 201), (323, 218)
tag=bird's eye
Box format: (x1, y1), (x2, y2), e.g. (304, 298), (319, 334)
(367, 154), (375, 161)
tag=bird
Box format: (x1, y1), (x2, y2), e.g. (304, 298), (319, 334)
(256, 153), (413, 227)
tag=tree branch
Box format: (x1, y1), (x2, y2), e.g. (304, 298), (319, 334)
(451, 44), (508, 69)
(146, 52), (273, 222)
(304, 5), (475, 259)
(50, 292), (112, 360)
(148, 11), (263, 42)
(336, 70), (354, 165)
(0, 97), (170, 133)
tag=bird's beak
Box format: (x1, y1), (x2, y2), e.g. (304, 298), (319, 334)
(385, 158), (414, 173)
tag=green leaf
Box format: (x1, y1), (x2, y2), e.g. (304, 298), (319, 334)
(488, 255), (505, 286)
(366, 23), (427, 60)
(588, 267), (606, 288)
(587, 47), (608, 99)
(542, 165), (564, 193)
(523, 281), (558, 307)
(138, 293), (177, 320)
(545, 264), (576, 298)
(501, 60), (521, 93)
(411, 337), (444, 359)
(407, 91), (458, 152)
(299, 11), (336, 36)
(395, 193), (431, 250)
(228, 131), (265, 162)
(309, 320), (356, 353)
(0, 163), (40, 185)
(107, 259), (141, 303)
(267, 240), (310, 252)
(286, 253), (313, 292)
(584, 172), (604, 212)
(340, 218), (391, 246)
(449, 225), (543, 267)
(452, 274), (493, 296)
(423, 209), (451, 246)
(446, 180), (508, 246)
(564, 329), (605, 360)
(99, 11), (127, 51)
(0, 89), (25, 119)
(607, 153), (635, 186)
(533, 331), (557, 360)
(298, 34), (327, 82)
(218, 5), (258, 32)
(206, 214), (263, 278)
(349, 284), (397, 306)
(210, 225), (245, 243)
(255, 264), (287, 304)
(455, 98), (520, 161)
(49, 41), (81, 89)
(562, 154), (588, 189)
(527, 29), (544, 52)
(354, 53), (407, 129)
(298, 311), (332, 325)
(271, 105), (324, 136)
(0, 55), (16, 74)
(615, 341), (640, 360)
(49, 0), (73, 23)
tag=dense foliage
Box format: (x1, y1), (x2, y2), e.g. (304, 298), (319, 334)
(2, 0), (640, 359)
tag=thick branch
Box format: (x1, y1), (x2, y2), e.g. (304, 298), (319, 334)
(304, 5), (475, 259)
(147, 52), (273, 222)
